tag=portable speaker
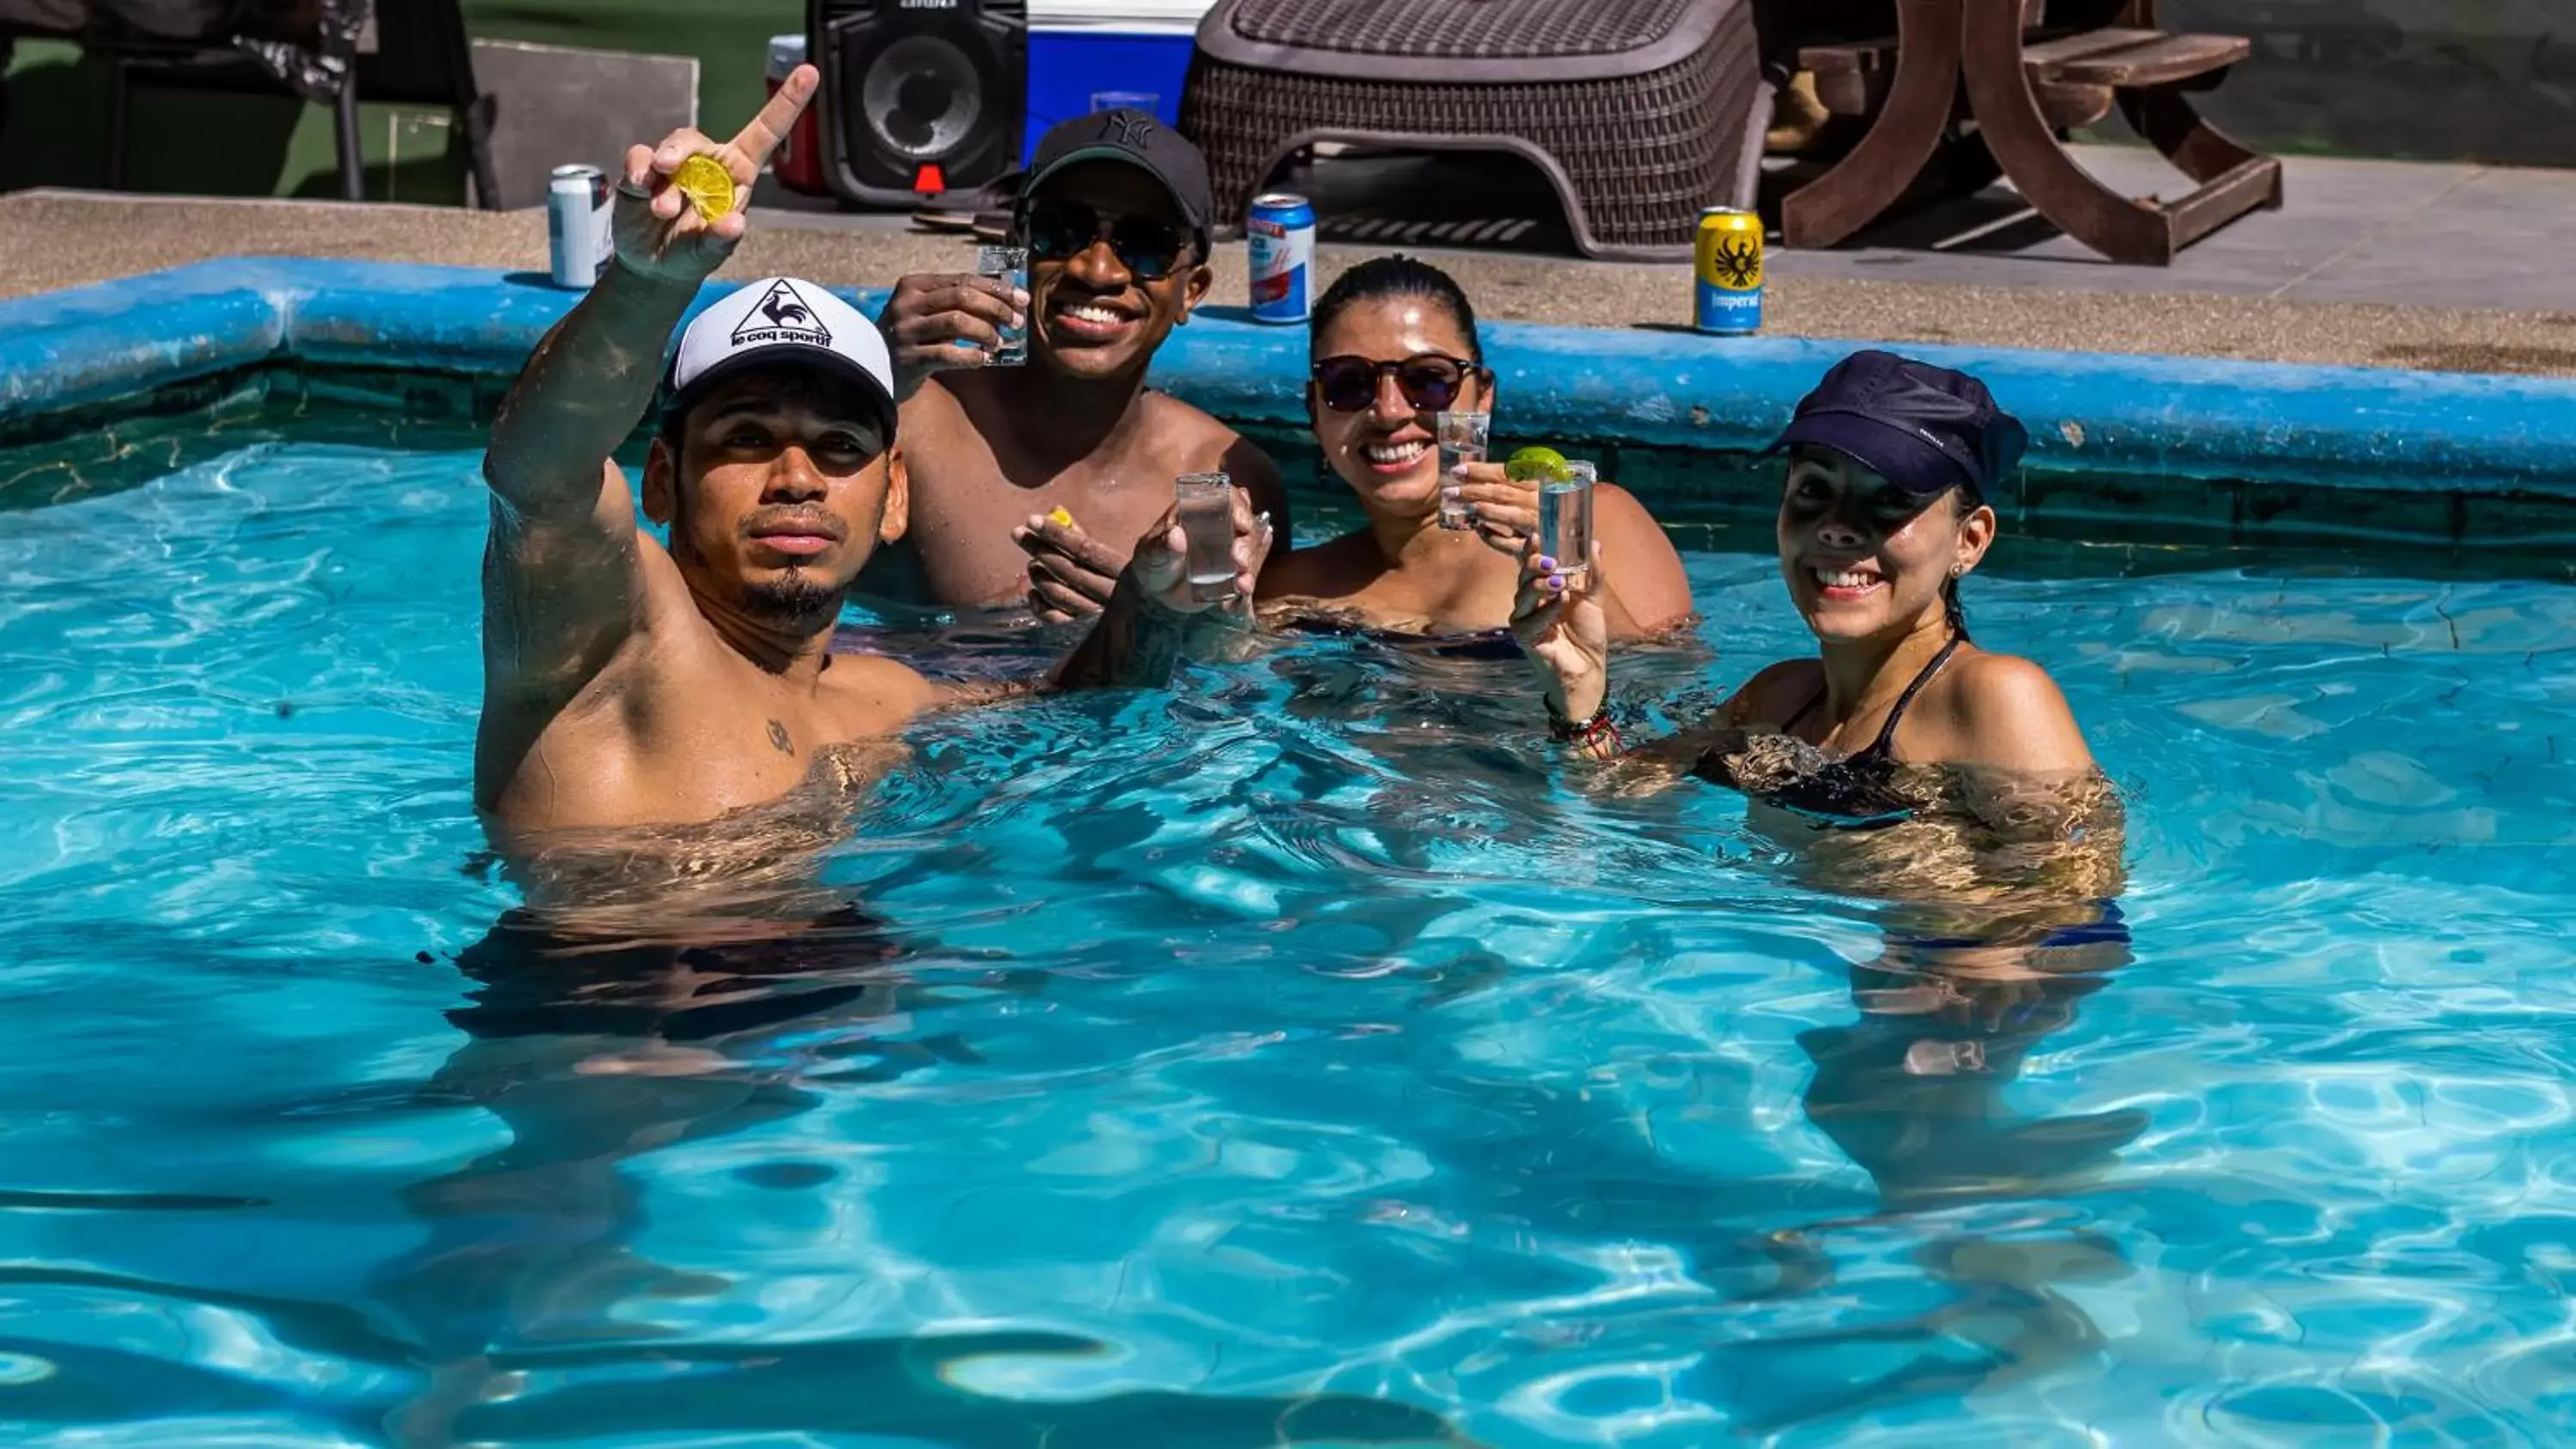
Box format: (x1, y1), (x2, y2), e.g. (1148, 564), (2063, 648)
(810, 0), (1026, 208)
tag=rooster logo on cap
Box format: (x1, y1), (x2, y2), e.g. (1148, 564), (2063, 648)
(731, 279), (832, 348)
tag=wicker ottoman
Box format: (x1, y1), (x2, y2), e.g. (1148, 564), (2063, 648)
(1181, 0), (1768, 260)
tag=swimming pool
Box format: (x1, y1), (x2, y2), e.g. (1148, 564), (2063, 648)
(3, 409), (2572, 1446)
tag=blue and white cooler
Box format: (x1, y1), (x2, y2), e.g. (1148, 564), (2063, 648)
(1023, 0), (1218, 160)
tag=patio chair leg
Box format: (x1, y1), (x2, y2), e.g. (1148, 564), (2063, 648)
(459, 95), (502, 211)
(1959, 0), (2174, 264)
(2117, 84), (2272, 192)
(106, 59), (129, 191)
(1783, 0), (1966, 249)
(333, 76), (363, 201)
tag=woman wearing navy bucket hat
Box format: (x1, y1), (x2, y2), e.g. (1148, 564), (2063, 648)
(1510, 350), (2113, 849)
(1516, 352), (2134, 1226)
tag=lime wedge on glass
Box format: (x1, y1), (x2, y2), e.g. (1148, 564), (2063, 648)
(1504, 446), (1571, 483)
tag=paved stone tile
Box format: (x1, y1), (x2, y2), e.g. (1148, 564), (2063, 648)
(2284, 164), (2576, 310)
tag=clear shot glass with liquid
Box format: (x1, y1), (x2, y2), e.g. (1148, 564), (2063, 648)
(1539, 459), (1596, 581)
(1434, 410), (1490, 530)
(1174, 470), (1240, 603)
(976, 245), (1029, 366)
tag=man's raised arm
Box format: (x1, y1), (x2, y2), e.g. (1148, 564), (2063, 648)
(482, 267), (698, 526)
(484, 67), (817, 525)
(473, 70), (819, 808)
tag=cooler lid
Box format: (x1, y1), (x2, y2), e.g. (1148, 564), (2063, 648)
(1029, 0), (1218, 34)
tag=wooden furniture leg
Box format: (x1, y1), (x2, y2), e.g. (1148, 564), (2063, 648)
(1961, 0), (2172, 263)
(1963, 0), (2281, 263)
(2114, 0), (2282, 217)
(1783, 0), (1966, 250)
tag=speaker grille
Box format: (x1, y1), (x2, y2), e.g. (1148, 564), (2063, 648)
(861, 33), (988, 160)
(813, 0), (1026, 204)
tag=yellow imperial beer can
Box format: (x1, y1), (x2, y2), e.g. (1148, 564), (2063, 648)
(1693, 207), (1764, 335)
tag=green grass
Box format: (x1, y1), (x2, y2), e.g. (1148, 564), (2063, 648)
(1, 3), (800, 202)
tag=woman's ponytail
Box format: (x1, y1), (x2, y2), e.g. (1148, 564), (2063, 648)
(1942, 570), (1971, 641)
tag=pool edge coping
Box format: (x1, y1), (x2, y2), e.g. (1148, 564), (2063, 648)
(5, 257), (2575, 506)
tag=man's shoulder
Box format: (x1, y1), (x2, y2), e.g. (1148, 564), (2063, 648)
(1136, 387), (1242, 444)
(900, 374), (977, 434)
(1134, 391), (1284, 497)
(822, 649), (940, 724)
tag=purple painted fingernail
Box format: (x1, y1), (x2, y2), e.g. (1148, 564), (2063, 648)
(1546, 575), (1566, 592)
(1535, 556), (1557, 572)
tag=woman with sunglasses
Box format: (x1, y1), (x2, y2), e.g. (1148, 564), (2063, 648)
(1513, 350), (2110, 846)
(1258, 258), (1693, 645)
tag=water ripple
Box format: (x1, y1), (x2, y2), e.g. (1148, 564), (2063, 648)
(0, 432), (2573, 1444)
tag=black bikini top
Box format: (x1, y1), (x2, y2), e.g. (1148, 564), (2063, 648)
(1714, 635), (1964, 830)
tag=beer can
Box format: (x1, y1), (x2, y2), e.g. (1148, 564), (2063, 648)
(1693, 207), (1764, 335)
(1247, 191), (1315, 325)
(547, 164), (612, 290)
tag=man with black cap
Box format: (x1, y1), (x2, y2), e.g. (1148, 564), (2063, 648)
(866, 108), (1290, 620)
(475, 79), (1267, 840)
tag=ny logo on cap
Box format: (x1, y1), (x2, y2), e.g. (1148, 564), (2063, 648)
(1103, 111), (1155, 150)
(732, 279), (831, 348)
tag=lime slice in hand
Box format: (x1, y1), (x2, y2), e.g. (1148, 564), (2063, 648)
(669, 155), (738, 222)
(1504, 446), (1571, 483)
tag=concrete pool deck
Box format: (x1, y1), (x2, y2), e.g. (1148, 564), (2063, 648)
(2, 145), (2572, 377)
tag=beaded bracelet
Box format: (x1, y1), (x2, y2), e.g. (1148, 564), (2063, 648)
(1547, 706), (1625, 760)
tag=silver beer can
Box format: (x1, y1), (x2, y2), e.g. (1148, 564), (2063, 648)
(547, 164), (612, 289)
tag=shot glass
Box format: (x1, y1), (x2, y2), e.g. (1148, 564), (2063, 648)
(1538, 460), (1596, 582)
(1091, 91), (1160, 115)
(1434, 411), (1491, 531)
(976, 244), (1029, 366)
(1175, 471), (1239, 603)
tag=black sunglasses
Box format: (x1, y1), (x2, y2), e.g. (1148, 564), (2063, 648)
(1023, 198), (1192, 281)
(1310, 353), (1483, 414)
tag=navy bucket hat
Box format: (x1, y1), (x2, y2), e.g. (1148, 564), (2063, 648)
(1770, 350), (2028, 501)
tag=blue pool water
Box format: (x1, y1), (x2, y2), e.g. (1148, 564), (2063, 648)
(2, 427), (2574, 1447)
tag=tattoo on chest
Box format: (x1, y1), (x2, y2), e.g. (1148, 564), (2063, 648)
(768, 718), (795, 756)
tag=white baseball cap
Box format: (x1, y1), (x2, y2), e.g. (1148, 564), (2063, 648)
(666, 276), (899, 440)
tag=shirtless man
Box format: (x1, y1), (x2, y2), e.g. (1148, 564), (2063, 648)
(862, 108), (1289, 621)
(475, 70), (1267, 844)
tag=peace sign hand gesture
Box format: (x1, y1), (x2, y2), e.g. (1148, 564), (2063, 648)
(613, 64), (818, 284)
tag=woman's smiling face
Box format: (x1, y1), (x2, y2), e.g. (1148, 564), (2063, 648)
(1308, 298), (1486, 518)
(1777, 446), (1994, 644)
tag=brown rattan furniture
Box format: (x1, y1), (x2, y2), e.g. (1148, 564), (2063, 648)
(1181, 0), (1768, 261)
(1782, 0), (2281, 264)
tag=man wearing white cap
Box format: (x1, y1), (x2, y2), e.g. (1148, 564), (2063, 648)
(476, 73), (1263, 837)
